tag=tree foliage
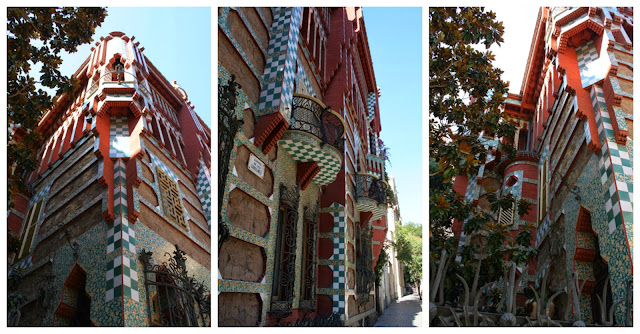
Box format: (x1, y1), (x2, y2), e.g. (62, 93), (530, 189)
(428, 8), (538, 303)
(7, 7), (107, 206)
(393, 222), (422, 288)
(429, 7), (514, 180)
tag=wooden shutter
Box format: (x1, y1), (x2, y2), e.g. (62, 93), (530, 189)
(18, 199), (44, 259)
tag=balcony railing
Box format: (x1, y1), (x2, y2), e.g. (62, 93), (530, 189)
(356, 174), (388, 205)
(290, 94), (345, 153)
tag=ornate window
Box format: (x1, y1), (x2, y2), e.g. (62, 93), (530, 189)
(271, 184), (300, 313)
(156, 167), (187, 229)
(17, 199), (44, 260)
(299, 203), (318, 309)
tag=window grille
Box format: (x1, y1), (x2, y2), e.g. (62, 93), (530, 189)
(498, 203), (515, 225)
(299, 203), (318, 309)
(355, 223), (374, 298)
(156, 167), (187, 229)
(17, 199), (44, 259)
(139, 245), (211, 326)
(271, 183), (300, 313)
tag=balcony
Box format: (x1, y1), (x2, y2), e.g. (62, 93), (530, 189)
(355, 174), (388, 220)
(289, 94), (344, 153)
(278, 94), (345, 189)
(94, 69), (147, 117)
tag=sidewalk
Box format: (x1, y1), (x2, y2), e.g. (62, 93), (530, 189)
(374, 293), (423, 327)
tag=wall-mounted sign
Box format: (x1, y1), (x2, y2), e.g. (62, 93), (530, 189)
(248, 153), (265, 179)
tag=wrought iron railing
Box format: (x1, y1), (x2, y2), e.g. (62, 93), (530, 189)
(275, 313), (343, 326)
(290, 94), (344, 153)
(101, 65), (135, 84)
(139, 245), (211, 327)
(356, 174), (388, 205)
(218, 75), (243, 251)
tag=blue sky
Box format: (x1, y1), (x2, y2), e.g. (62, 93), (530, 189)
(56, 7), (211, 127)
(363, 7), (422, 225)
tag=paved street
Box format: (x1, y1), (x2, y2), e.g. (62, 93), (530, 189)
(374, 293), (423, 327)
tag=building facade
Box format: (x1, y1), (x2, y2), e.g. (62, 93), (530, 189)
(452, 7), (633, 325)
(376, 175), (405, 313)
(218, 7), (389, 326)
(8, 31), (212, 326)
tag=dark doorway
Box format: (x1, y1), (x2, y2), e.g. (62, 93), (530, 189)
(591, 237), (613, 325)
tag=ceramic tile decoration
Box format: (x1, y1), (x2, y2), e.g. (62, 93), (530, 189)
(9, 30), (211, 326)
(449, 6), (634, 326)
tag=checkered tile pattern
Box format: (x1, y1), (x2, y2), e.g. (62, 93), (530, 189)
(331, 265), (346, 289)
(331, 204), (345, 316)
(332, 294), (345, 320)
(113, 159), (127, 216)
(107, 216), (136, 254)
(258, 7), (303, 119)
(366, 92), (376, 122)
(279, 138), (342, 185)
(464, 173), (480, 203)
(106, 159), (139, 302)
(591, 85), (633, 235)
(576, 40), (606, 88)
(455, 230), (467, 262)
(105, 255), (139, 302)
(150, 154), (178, 180)
(332, 208), (345, 235)
(109, 116), (130, 158)
(195, 162), (211, 229)
(332, 237), (345, 261)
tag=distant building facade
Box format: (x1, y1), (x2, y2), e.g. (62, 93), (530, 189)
(218, 7), (389, 326)
(8, 31), (211, 326)
(452, 7), (633, 324)
(376, 175), (405, 313)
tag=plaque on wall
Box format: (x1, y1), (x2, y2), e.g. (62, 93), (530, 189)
(248, 153), (265, 179)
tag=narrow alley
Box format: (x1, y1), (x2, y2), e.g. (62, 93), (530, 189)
(374, 293), (423, 327)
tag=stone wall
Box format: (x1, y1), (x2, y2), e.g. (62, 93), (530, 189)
(219, 237), (265, 282)
(218, 292), (262, 326)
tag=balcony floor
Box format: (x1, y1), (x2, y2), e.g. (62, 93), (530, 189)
(279, 131), (342, 186)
